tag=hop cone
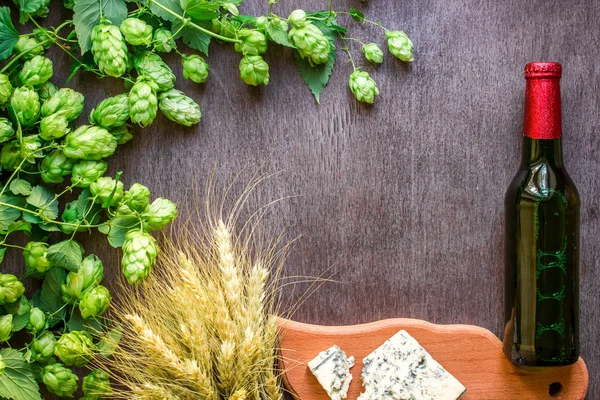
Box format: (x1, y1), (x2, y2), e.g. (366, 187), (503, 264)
(38, 81), (57, 102)
(19, 55), (53, 87)
(124, 183), (150, 211)
(31, 331), (56, 362)
(79, 285), (111, 318)
(63, 125), (117, 161)
(13, 36), (44, 60)
(26, 307), (46, 333)
(349, 70), (380, 104)
(122, 230), (158, 284)
(0, 73), (12, 104)
(120, 18), (153, 46)
(289, 13), (330, 66)
(41, 88), (84, 122)
(129, 76), (158, 127)
(71, 160), (108, 188)
(0, 273), (25, 305)
(79, 254), (105, 289)
(89, 94), (130, 129)
(42, 363), (79, 397)
(143, 197), (178, 231)
(134, 52), (175, 92)
(0, 315), (12, 342)
(54, 331), (94, 367)
(239, 55), (270, 86)
(10, 86), (40, 127)
(0, 118), (14, 143)
(21, 135), (43, 163)
(182, 54), (210, 83)
(23, 241), (51, 273)
(83, 370), (112, 400)
(91, 22), (128, 77)
(0, 142), (22, 171)
(153, 28), (176, 53)
(39, 113), (69, 141)
(40, 149), (74, 184)
(110, 123), (134, 144)
(362, 43), (384, 64)
(386, 30), (414, 62)
(158, 89), (201, 126)
(4, 294), (30, 316)
(90, 176), (124, 208)
(288, 9), (308, 28)
(235, 29), (268, 55)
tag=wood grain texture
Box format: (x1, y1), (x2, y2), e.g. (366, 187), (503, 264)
(1, 0), (599, 398)
(277, 317), (589, 399)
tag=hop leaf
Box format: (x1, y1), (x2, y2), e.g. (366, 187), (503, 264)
(386, 30), (414, 62)
(89, 94), (130, 129)
(10, 86), (40, 127)
(41, 363), (79, 397)
(63, 125), (117, 161)
(79, 285), (111, 318)
(41, 88), (84, 122)
(362, 43), (384, 64)
(0, 73), (12, 105)
(18, 55), (53, 87)
(134, 52), (176, 92)
(158, 89), (202, 127)
(239, 55), (270, 86)
(121, 230), (157, 284)
(349, 69), (380, 104)
(71, 160), (108, 188)
(91, 22), (128, 77)
(129, 75), (158, 127)
(0, 273), (25, 305)
(142, 197), (178, 231)
(120, 17), (153, 46)
(153, 28), (176, 53)
(182, 54), (209, 83)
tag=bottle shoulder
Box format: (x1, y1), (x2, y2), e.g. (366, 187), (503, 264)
(505, 162), (579, 206)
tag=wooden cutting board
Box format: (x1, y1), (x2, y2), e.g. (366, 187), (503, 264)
(277, 317), (589, 399)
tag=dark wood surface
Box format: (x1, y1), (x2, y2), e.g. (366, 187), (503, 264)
(2, 0), (599, 398)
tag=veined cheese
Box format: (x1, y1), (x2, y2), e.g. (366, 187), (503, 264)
(358, 330), (466, 400)
(307, 345), (355, 400)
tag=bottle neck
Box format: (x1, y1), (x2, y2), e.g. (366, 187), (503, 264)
(523, 74), (562, 140)
(521, 136), (564, 168)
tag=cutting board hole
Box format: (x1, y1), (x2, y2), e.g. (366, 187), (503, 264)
(549, 382), (563, 397)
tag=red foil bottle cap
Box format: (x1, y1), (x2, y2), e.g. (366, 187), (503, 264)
(523, 62), (562, 139)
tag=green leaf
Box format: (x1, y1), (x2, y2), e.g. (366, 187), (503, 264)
(0, 7), (19, 60)
(9, 179), (32, 196)
(96, 324), (122, 356)
(0, 248), (5, 264)
(349, 8), (365, 23)
(11, 311), (30, 332)
(31, 289), (42, 306)
(40, 267), (67, 328)
(266, 20), (294, 48)
(73, 0), (128, 54)
(19, 0), (44, 14)
(173, 19), (211, 55)
(103, 215), (140, 248)
(293, 38), (336, 103)
(46, 240), (84, 271)
(67, 308), (103, 334)
(26, 186), (58, 220)
(0, 193), (25, 231)
(181, 0), (220, 20)
(151, 0), (184, 22)
(7, 220), (31, 234)
(0, 348), (42, 400)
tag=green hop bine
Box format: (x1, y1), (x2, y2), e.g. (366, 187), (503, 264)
(23, 241), (51, 273)
(83, 370), (112, 400)
(54, 330), (94, 367)
(89, 94), (130, 129)
(0, 315), (13, 342)
(41, 88), (84, 121)
(10, 86), (40, 127)
(63, 125), (117, 161)
(143, 197), (178, 231)
(90, 176), (124, 208)
(71, 160), (108, 187)
(0, 118), (15, 143)
(79, 285), (112, 318)
(239, 55), (270, 86)
(39, 113), (69, 141)
(289, 11), (331, 66)
(386, 30), (414, 62)
(26, 307), (46, 333)
(91, 22), (129, 78)
(123, 182), (150, 211)
(134, 52), (176, 92)
(121, 230), (158, 284)
(0, 73), (12, 104)
(182, 54), (210, 84)
(41, 149), (74, 184)
(0, 273), (25, 305)
(158, 89), (202, 127)
(38, 81), (57, 102)
(120, 17), (153, 46)
(129, 75), (158, 127)
(42, 363), (79, 397)
(349, 70), (380, 104)
(30, 331), (56, 363)
(13, 36), (45, 61)
(153, 28), (176, 53)
(18, 55), (53, 87)
(235, 29), (268, 55)
(362, 43), (384, 64)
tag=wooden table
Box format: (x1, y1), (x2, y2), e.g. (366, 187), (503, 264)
(1, 0), (598, 397)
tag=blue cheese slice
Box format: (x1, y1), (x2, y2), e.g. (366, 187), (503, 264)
(358, 330), (466, 400)
(308, 345), (355, 400)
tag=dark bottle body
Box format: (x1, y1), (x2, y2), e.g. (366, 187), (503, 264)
(503, 62), (580, 366)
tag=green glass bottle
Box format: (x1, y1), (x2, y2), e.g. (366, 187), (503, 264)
(503, 62), (580, 366)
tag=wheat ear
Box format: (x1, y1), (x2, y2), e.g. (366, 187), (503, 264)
(230, 388), (248, 400)
(216, 220), (245, 324)
(131, 383), (180, 400)
(216, 339), (237, 396)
